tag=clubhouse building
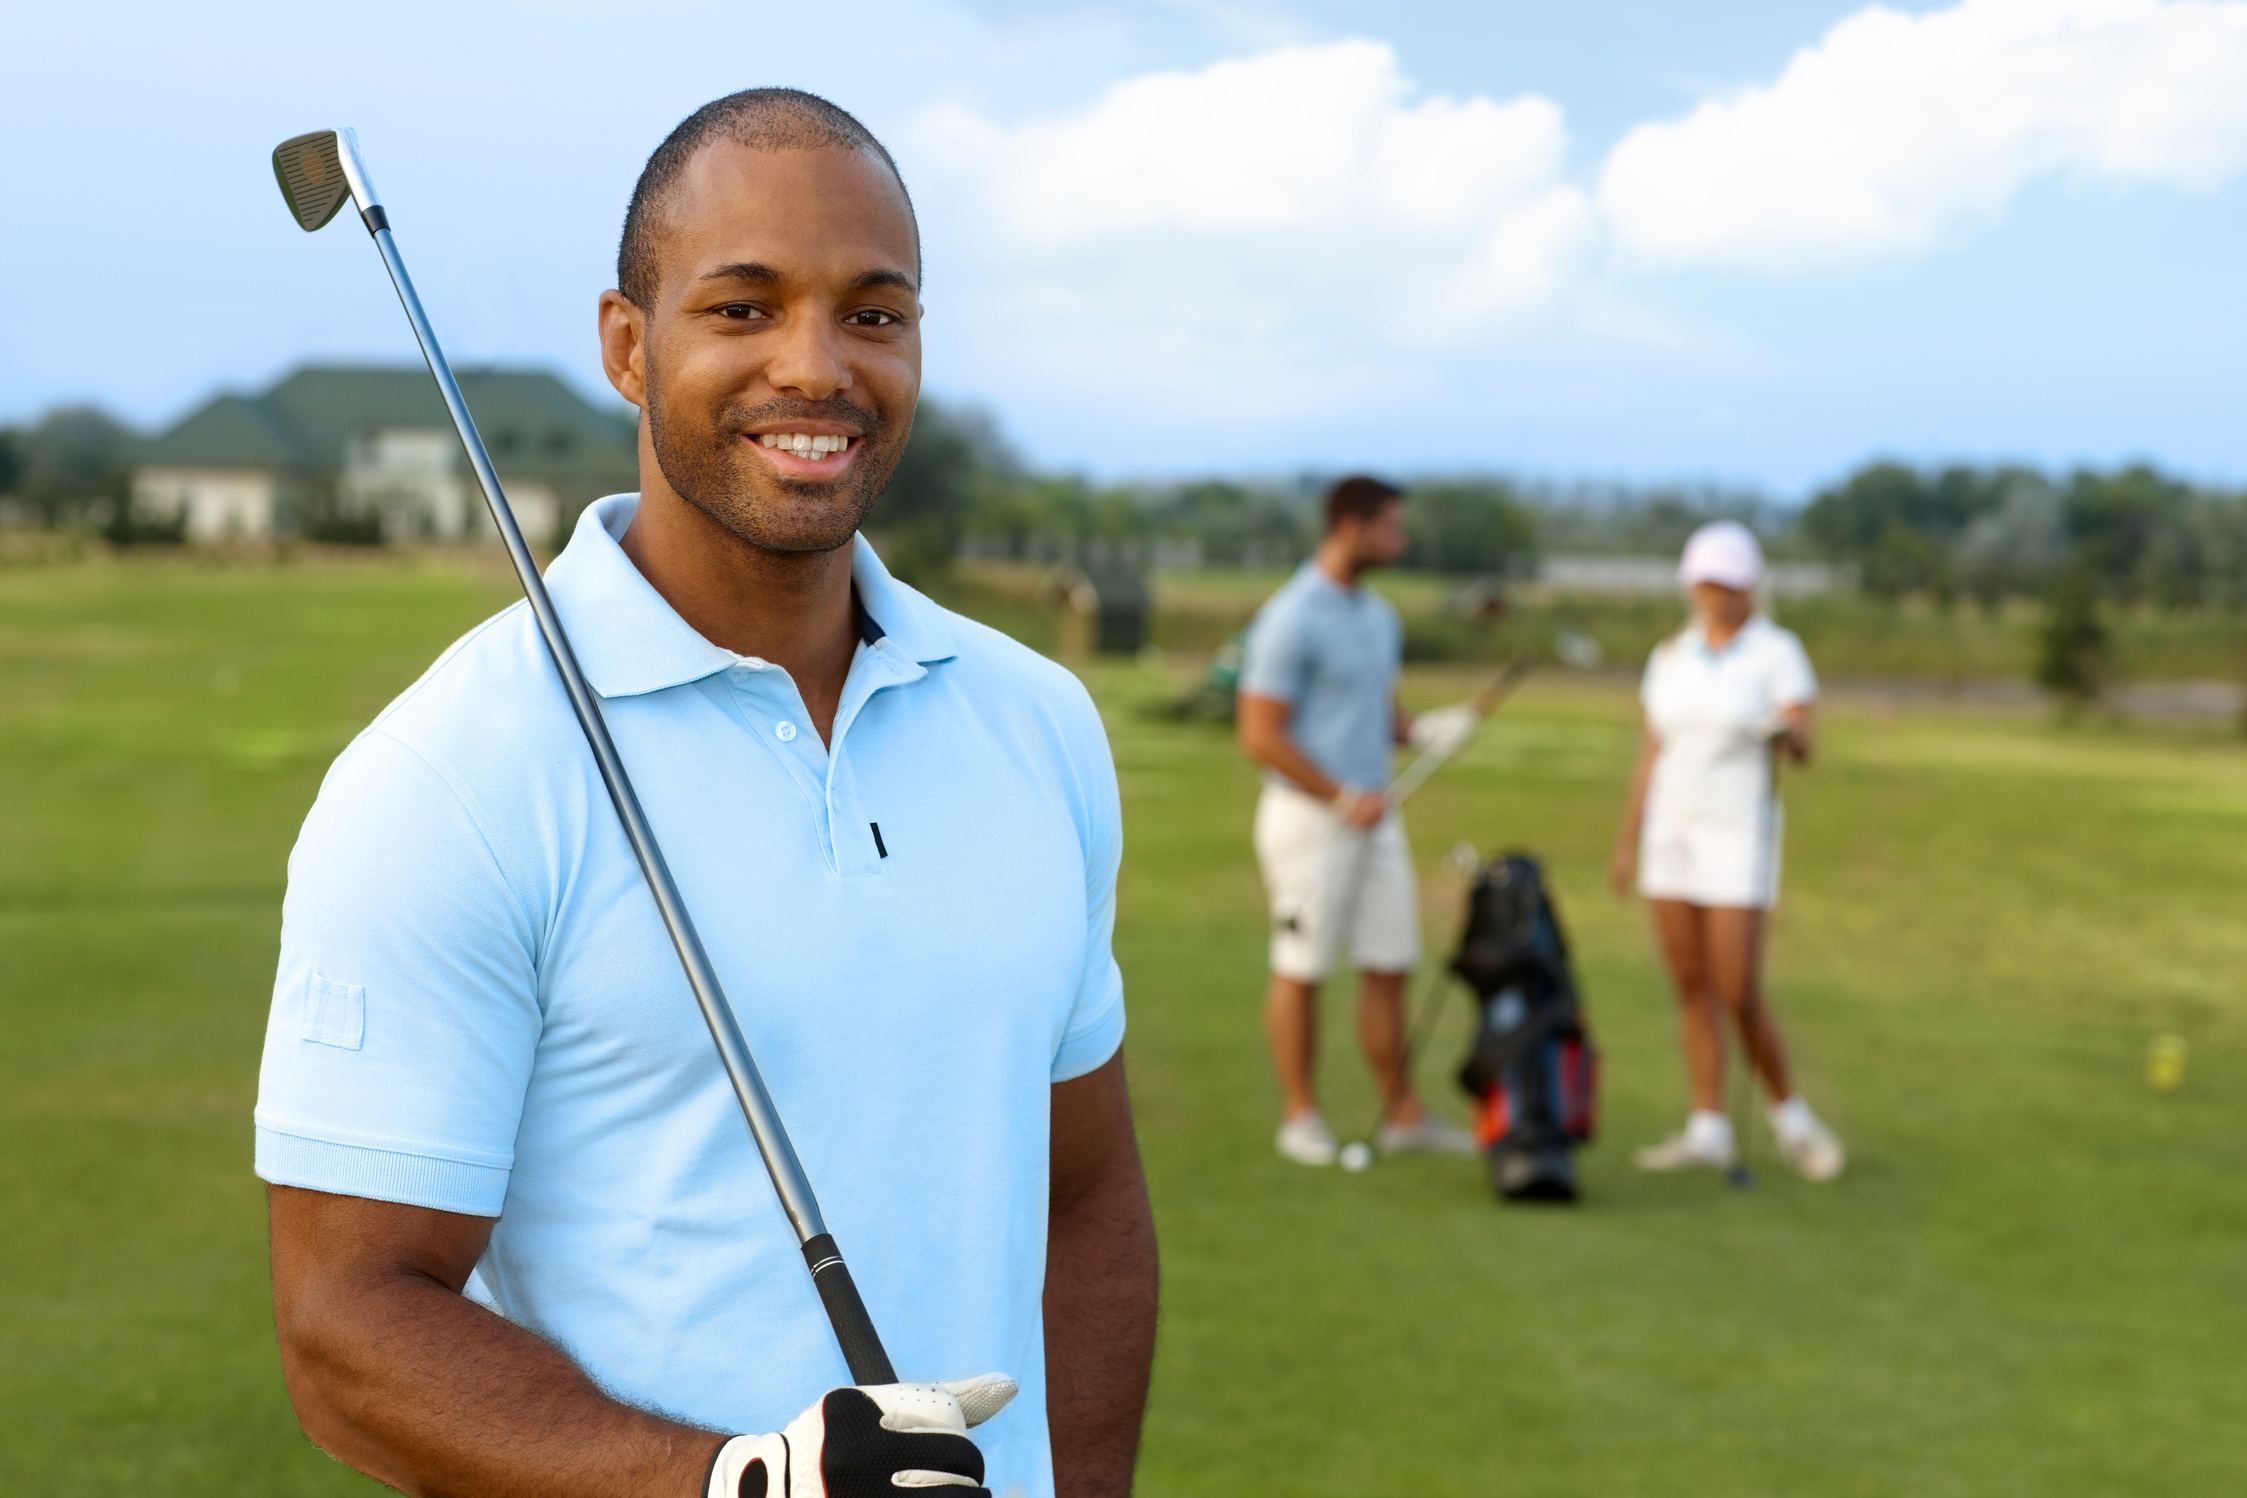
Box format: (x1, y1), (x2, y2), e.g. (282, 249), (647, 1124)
(133, 365), (637, 545)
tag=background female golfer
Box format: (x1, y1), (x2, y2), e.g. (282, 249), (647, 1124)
(1608, 521), (1846, 1182)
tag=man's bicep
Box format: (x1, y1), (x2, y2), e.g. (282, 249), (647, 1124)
(1050, 1053), (1139, 1208)
(1235, 692), (1293, 755)
(269, 1184), (495, 1301)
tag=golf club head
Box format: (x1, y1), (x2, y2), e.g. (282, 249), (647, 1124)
(272, 128), (380, 232)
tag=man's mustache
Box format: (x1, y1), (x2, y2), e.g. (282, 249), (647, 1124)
(719, 398), (883, 441)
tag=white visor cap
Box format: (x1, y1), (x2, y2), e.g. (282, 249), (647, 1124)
(1678, 520), (1764, 592)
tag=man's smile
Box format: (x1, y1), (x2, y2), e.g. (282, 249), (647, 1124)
(745, 427), (861, 479)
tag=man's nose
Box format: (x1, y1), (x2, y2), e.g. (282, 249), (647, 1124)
(764, 305), (852, 402)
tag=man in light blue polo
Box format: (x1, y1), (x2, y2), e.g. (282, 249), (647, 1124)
(255, 90), (1156, 1498)
(1236, 476), (1479, 1167)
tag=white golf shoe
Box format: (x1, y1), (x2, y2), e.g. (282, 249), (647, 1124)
(1632, 1129), (1738, 1173)
(1376, 1114), (1479, 1157)
(1274, 1111), (1339, 1167)
(1774, 1112), (1847, 1182)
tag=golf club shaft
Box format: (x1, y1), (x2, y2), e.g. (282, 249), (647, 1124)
(358, 215), (896, 1387)
(1360, 964), (1455, 1150)
(1384, 656), (1535, 805)
(1327, 656), (1536, 986)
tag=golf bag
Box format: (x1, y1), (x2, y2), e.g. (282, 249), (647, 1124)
(1452, 853), (1598, 1203)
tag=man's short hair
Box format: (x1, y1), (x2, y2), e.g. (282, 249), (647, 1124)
(1324, 475), (1404, 533)
(616, 88), (918, 309)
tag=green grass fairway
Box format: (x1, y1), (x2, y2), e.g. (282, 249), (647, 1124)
(5, 559), (2244, 1495)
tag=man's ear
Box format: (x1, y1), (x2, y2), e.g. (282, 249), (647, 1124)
(597, 290), (648, 409)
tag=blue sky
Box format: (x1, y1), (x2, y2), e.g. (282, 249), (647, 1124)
(7, 0), (2247, 495)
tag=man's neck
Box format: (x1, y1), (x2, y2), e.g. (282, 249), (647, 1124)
(1314, 538), (1363, 590)
(618, 482), (860, 745)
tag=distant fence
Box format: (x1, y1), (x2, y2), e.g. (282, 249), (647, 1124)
(1537, 554), (1854, 597)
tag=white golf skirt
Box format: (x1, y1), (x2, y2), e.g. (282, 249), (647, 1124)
(1254, 783), (1421, 982)
(1638, 806), (1784, 910)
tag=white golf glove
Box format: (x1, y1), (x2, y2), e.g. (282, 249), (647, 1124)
(707, 1374), (1018, 1498)
(1407, 702), (1478, 759)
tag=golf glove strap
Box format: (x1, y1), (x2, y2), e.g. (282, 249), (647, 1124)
(1408, 703), (1478, 759)
(707, 1375), (1018, 1498)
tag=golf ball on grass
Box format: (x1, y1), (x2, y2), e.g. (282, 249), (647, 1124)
(1339, 1142), (1372, 1172)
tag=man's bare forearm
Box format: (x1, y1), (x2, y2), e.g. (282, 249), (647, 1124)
(1046, 1060), (1159, 1498)
(270, 1185), (721, 1498)
(1236, 692), (1342, 801)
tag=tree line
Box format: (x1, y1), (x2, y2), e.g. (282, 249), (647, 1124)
(0, 406), (147, 536)
(1800, 460), (2247, 612)
(16, 394), (2247, 632)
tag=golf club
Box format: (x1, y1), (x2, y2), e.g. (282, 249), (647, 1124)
(1725, 727), (1797, 1194)
(270, 128), (897, 1385)
(1384, 653), (1538, 805)
(1338, 953), (1462, 1174)
(1727, 729), (1793, 1192)
(1332, 638), (1602, 1171)
(1326, 657), (1537, 1172)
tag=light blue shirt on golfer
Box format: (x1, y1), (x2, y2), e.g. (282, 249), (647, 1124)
(254, 495), (1124, 1497)
(1238, 560), (1403, 791)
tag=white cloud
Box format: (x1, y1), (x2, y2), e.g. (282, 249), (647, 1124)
(911, 40), (1595, 406)
(1598, 0), (2247, 271)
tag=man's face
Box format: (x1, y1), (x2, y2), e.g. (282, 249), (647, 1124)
(1345, 498), (1410, 570)
(600, 142), (921, 554)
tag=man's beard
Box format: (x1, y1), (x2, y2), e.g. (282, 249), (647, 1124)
(645, 372), (904, 555)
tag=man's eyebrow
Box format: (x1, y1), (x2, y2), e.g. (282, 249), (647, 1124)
(848, 268), (919, 295)
(698, 261), (782, 285)
(693, 264), (918, 296)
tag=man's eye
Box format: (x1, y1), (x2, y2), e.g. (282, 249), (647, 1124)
(715, 303), (770, 321)
(844, 308), (901, 327)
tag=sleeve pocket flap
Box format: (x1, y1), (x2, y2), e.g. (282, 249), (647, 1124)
(302, 973), (367, 1050)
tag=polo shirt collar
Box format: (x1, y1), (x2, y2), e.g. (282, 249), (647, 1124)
(1298, 558), (1358, 599)
(544, 494), (958, 700)
(1688, 613), (1767, 659)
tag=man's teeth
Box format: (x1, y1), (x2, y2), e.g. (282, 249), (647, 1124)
(756, 433), (850, 457)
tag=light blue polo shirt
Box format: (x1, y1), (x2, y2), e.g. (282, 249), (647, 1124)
(254, 495), (1124, 1498)
(1238, 561), (1403, 790)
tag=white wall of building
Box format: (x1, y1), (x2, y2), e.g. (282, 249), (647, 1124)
(342, 427), (470, 541)
(133, 467), (277, 541)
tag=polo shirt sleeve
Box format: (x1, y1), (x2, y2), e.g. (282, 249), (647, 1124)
(1051, 695), (1126, 1084)
(1769, 627), (1819, 707)
(254, 728), (542, 1217)
(1238, 595), (1309, 704)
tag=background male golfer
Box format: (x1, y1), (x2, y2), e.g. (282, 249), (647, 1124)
(253, 90), (1156, 1498)
(1237, 476), (1478, 1166)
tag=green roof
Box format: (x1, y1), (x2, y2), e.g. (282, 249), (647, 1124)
(138, 364), (637, 485)
(138, 394), (297, 469)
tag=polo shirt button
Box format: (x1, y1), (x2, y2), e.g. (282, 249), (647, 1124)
(775, 721), (798, 742)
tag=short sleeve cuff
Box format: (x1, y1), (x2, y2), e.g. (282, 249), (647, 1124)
(256, 1127), (510, 1217)
(1052, 975), (1126, 1083)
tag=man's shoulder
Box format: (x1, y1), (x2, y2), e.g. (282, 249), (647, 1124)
(932, 603), (1101, 724)
(339, 599), (579, 797)
(1244, 566), (1327, 640)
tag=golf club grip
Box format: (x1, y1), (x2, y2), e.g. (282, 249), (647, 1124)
(352, 217), (896, 1379)
(803, 1235), (898, 1385)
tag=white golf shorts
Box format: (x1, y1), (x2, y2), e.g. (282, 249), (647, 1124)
(1637, 808), (1784, 910)
(1254, 783), (1421, 982)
